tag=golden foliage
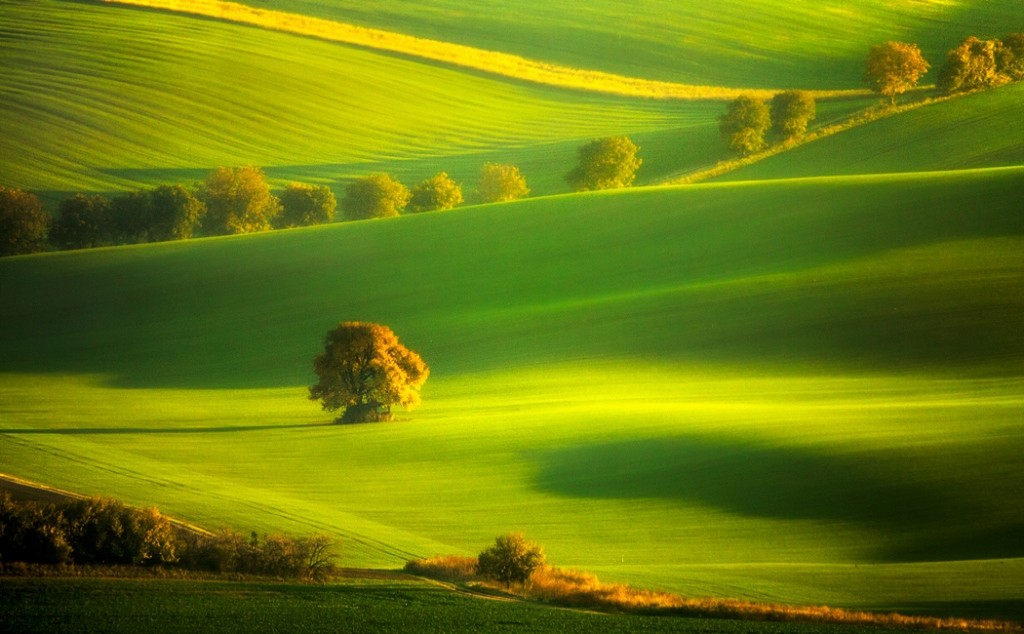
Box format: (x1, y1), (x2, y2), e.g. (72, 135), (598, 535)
(101, 0), (866, 101)
(403, 555), (478, 581)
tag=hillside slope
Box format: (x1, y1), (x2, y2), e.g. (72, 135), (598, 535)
(720, 83), (1024, 182)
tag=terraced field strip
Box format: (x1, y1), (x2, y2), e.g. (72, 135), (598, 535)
(101, 0), (867, 100)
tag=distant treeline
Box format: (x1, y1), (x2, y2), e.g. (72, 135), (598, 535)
(0, 492), (338, 581)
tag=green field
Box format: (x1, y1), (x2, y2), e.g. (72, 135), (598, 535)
(1, 0), (1024, 628)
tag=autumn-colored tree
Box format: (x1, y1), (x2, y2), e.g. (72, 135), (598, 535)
(938, 36), (1006, 94)
(476, 533), (545, 590)
(50, 193), (113, 250)
(342, 174), (410, 220)
(718, 95), (771, 156)
(771, 90), (816, 140)
(0, 187), (49, 256)
(999, 33), (1024, 80)
(309, 322), (429, 423)
(864, 42), (930, 105)
(565, 136), (642, 192)
(277, 182), (337, 228)
(408, 172), (463, 213)
(478, 163), (529, 204)
(198, 166), (281, 235)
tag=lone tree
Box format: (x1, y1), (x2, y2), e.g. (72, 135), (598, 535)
(50, 193), (113, 250)
(408, 172), (463, 213)
(342, 174), (410, 220)
(938, 36), (1005, 95)
(718, 95), (771, 156)
(309, 322), (429, 423)
(478, 163), (529, 204)
(864, 41), (930, 105)
(565, 136), (642, 191)
(476, 533), (545, 590)
(198, 166), (281, 235)
(278, 182), (336, 228)
(0, 187), (50, 257)
(771, 90), (816, 140)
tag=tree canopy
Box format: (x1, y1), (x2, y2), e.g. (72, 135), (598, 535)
(476, 533), (545, 590)
(478, 163), (529, 204)
(408, 172), (463, 213)
(309, 322), (429, 423)
(719, 95), (771, 156)
(939, 36), (1008, 94)
(771, 91), (816, 140)
(198, 166), (281, 235)
(564, 136), (642, 192)
(0, 187), (49, 257)
(864, 41), (930, 105)
(278, 182), (337, 228)
(50, 193), (113, 250)
(342, 174), (410, 220)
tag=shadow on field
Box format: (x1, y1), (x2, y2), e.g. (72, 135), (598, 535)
(533, 434), (1024, 562)
(0, 423), (323, 435)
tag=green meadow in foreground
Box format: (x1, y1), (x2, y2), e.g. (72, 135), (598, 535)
(2, 168), (1022, 619)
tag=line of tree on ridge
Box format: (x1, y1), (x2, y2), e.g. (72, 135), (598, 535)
(718, 32), (1024, 157)
(1, 136), (646, 257)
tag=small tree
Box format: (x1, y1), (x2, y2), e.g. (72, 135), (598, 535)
(771, 90), (816, 140)
(198, 166), (281, 235)
(149, 184), (206, 241)
(476, 533), (545, 590)
(110, 190), (153, 245)
(50, 193), (113, 250)
(938, 36), (1006, 95)
(342, 174), (410, 220)
(278, 182), (337, 228)
(478, 163), (529, 204)
(309, 321), (429, 423)
(408, 172), (463, 213)
(864, 41), (930, 105)
(998, 33), (1024, 80)
(718, 95), (771, 156)
(0, 187), (49, 257)
(565, 136), (642, 192)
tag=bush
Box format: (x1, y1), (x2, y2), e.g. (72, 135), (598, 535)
(198, 166), (281, 235)
(0, 187), (49, 257)
(61, 497), (178, 566)
(408, 172), (463, 213)
(938, 36), (1006, 94)
(278, 182), (336, 228)
(718, 95), (771, 156)
(999, 33), (1024, 80)
(477, 163), (529, 204)
(179, 529), (338, 581)
(564, 136), (642, 192)
(771, 91), (816, 140)
(50, 193), (113, 250)
(404, 555), (478, 581)
(342, 173), (410, 220)
(476, 533), (545, 590)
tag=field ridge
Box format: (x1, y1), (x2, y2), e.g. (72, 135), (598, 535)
(101, 0), (868, 101)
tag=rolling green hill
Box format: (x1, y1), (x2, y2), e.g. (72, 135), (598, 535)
(719, 83), (1024, 182)
(246, 0), (1023, 88)
(2, 168), (1023, 617)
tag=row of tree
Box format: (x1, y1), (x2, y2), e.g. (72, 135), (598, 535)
(718, 91), (817, 156)
(0, 493), (338, 581)
(1, 135), (648, 256)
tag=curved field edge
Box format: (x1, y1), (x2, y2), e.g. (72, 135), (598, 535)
(100, 0), (866, 101)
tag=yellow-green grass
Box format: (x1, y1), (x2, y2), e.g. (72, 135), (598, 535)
(2, 168), (1023, 618)
(0, 0), (702, 201)
(239, 0), (1024, 89)
(718, 83), (1024, 182)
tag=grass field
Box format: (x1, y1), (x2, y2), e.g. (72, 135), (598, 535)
(1, 0), (1023, 628)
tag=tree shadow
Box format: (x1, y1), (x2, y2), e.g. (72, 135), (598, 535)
(533, 434), (1024, 562)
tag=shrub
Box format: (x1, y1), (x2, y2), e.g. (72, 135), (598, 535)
(476, 533), (545, 590)
(0, 187), (50, 256)
(198, 166), (281, 235)
(50, 193), (113, 250)
(938, 36), (1006, 94)
(278, 182), (336, 228)
(477, 163), (529, 204)
(564, 136), (642, 192)
(771, 91), (816, 140)
(179, 529), (338, 581)
(408, 172), (463, 213)
(999, 33), (1024, 80)
(404, 555), (478, 581)
(61, 497), (178, 566)
(342, 173), (410, 220)
(719, 95), (771, 156)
